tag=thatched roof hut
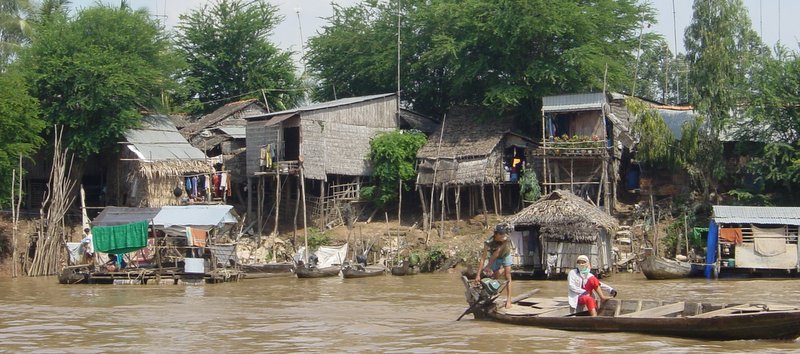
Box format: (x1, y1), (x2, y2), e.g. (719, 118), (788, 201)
(416, 106), (535, 186)
(114, 115), (213, 207)
(506, 189), (618, 243)
(182, 99), (267, 139)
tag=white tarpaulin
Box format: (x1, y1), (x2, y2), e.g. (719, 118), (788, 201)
(295, 244), (348, 268)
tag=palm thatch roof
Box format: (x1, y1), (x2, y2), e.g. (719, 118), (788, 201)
(417, 106), (515, 159)
(182, 99), (267, 137)
(506, 190), (618, 243)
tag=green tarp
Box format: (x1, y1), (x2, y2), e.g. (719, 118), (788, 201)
(92, 220), (149, 254)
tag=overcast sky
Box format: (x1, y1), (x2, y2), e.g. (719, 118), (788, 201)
(71, 0), (799, 66)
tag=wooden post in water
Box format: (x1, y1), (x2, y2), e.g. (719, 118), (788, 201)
(301, 166), (309, 265)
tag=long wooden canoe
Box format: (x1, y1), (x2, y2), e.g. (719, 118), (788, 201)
(295, 265), (340, 278)
(342, 265), (386, 278)
(461, 277), (800, 340)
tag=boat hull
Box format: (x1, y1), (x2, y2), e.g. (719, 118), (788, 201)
(296, 266), (340, 278)
(490, 308), (800, 340)
(342, 266), (386, 278)
(639, 254), (693, 280)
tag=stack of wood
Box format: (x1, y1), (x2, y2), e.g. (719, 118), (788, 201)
(28, 129), (77, 276)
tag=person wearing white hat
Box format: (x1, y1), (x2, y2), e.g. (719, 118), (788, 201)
(474, 223), (514, 308)
(567, 254), (616, 316)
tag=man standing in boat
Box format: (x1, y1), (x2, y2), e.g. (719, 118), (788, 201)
(568, 255), (617, 316)
(475, 223), (514, 309)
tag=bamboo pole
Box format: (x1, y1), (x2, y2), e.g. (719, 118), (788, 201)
(397, 178), (402, 226)
(11, 155), (21, 277)
(273, 174), (280, 236)
(427, 113), (447, 241)
(418, 187), (428, 232)
(301, 166), (309, 265)
(439, 184), (445, 238)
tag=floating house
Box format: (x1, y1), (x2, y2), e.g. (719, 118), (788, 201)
(59, 205), (242, 285)
(705, 205), (800, 278)
(505, 189), (618, 279)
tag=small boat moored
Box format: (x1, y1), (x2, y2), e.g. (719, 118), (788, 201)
(341, 263), (386, 278)
(295, 265), (341, 278)
(639, 253), (694, 280)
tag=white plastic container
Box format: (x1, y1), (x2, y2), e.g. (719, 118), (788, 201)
(184, 258), (205, 274)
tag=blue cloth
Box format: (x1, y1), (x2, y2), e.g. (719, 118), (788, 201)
(491, 254), (513, 272)
(705, 220), (719, 278)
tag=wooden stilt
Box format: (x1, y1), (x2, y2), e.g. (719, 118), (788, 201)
(273, 174), (280, 236)
(418, 187), (429, 232)
(481, 183), (488, 227)
(301, 167), (309, 265)
(455, 185), (461, 222)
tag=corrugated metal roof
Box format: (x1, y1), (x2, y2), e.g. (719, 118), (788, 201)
(153, 205), (238, 228)
(92, 206), (160, 226)
(124, 115), (207, 162)
(246, 93), (395, 120)
(218, 126), (245, 138)
(657, 109), (698, 139)
(713, 205), (800, 225)
(542, 93), (606, 113)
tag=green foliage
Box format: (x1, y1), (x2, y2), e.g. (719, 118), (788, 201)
(306, 228), (332, 250)
(724, 188), (772, 206)
(627, 97), (679, 169)
(20, 4), (178, 159)
(628, 38), (690, 105)
(683, 0), (765, 198)
(307, 0), (655, 116)
(365, 130), (427, 207)
(175, 0), (300, 113)
(0, 68), (44, 206)
(741, 47), (800, 199)
(0, 0), (35, 69)
(518, 166), (540, 203)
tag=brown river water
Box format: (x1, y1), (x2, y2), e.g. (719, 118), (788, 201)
(1, 272), (800, 353)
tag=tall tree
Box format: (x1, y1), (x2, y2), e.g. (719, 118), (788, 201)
(20, 3), (178, 159)
(175, 0), (300, 113)
(0, 0), (34, 69)
(307, 0), (656, 117)
(683, 0), (765, 200)
(741, 47), (800, 201)
(0, 68), (44, 206)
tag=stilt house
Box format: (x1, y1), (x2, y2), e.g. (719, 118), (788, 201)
(535, 93), (637, 213)
(245, 93), (409, 234)
(506, 189), (618, 278)
(415, 106), (536, 226)
(181, 99), (269, 204)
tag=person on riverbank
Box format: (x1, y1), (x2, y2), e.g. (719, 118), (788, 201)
(567, 254), (616, 316)
(475, 223), (513, 309)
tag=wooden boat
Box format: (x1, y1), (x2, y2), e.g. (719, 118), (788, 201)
(638, 253), (693, 280)
(390, 264), (419, 276)
(240, 263), (295, 279)
(342, 264), (386, 278)
(460, 277), (800, 340)
(295, 265), (340, 278)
